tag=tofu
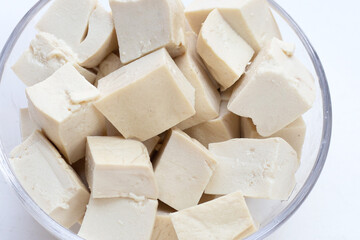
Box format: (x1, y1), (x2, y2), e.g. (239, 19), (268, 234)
(220, 85), (234, 101)
(185, 0), (281, 52)
(184, 101), (240, 147)
(151, 203), (178, 240)
(19, 108), (39, 141)
(170, 191), (257, 240)
(71, 158), (88, 189)
(10, 131), (90, 228)
(175, 31), (221, 130)
(85, 136), (158, 199)
(98, 53), (124, 77)
(95, 48), (195, 141)
(228, 38), (316, 136)
(197, 9), (254, 90)
(206, 138), (299, 200)
(241, 117), (306, 157)
(26, 63), (106, 164)
(78, 197), (158, 240)
(153, 128), (217, 210)
(109, 0), (186, 63)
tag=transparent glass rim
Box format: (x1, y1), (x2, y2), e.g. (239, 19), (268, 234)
(0, 0), (332, 239)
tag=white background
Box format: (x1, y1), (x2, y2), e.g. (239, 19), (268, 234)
(0, 0), (359, 239)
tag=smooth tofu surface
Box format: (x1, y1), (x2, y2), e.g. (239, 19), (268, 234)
(185, 101), (240, 147)
(170, 191), (257, 240)
(206, 138), (299, 200)
(197, 9), (254, 90)
(95, 48), (195, 141)
(98, 53), (124, 77)
(10, 131), (90, 228)
(110, 0), (186, 64)
(19, 108), (39, 141)
(152, 204), (178, 240)
(176, 31), (221, 130)
(26, 63), (106, 164)
(78, 197), (158, 240)
(153, 128), (217, 210)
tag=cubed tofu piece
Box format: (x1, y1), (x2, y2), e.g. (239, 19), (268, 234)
(78, 197), (158, 240)
(228, 38), (316, 136)
(175, 31), (221, 130)
(12, 32), (96, 86)
(10, 131), (90, 228)
(153, 128), (217, 210)
(109, 0), (186, 63)
(95, 48), (195, 141)
(85, 136), (158, 199)
(185, 0), (281, 52)
(206, 138), (299, 200)
(197, 9), (254, 90)
(170, 191), (257, 240)
(19, 108), (39, 141)
(185, 101), (240, 147)
(98, 53), (124, 77)
(241, 117), (306, 157)
(26, 63), (106, 164)
(151, 203), (178, 240)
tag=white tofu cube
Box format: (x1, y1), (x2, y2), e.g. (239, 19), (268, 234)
(85, 136), (158, 199)
(19, 108), (39, 141)
(95, 48), (195, 141)
(98, 53), (124, 77)
(78, 197), (158, 240)
(170, 191), (257, 240)
(228, 38), (316, 136)
(206, 138), (299, 200)
(197, 9), (254, 90)
(153, 128), (217, 210)
(10, 131), (90, 228)
(26, 63), (106, 164)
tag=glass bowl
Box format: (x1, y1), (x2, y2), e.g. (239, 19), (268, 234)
(0, 0), (332, 239)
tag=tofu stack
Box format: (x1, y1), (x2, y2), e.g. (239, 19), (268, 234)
(10, 0), (316, 239)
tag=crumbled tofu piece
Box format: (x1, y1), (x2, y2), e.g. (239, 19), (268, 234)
(175, 31), (221, 130)
(153, 128), (217, 210)
(26, 63), (106, 164)
(109, 0), (186, 63)
(19, 108), (39, 141)
(95, 48), (195, 141)
(170, 191), (257, 240)
(206, 138), (299, 200)
(197, 9), (254, 90)
(78, 197), (158, 240)
(98, 53), (124, 77)
(10, 131), (90, 228)
(241, 117), (306, 157)
(185, 0), (281, 52)
(151, 203), (178, 240)
(185, 101), (240, 147)
(228, 38), (316, 136)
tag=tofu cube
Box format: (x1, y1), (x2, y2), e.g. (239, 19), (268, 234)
(78, 197), (158, 240)
(151, 203), (178, 240)
(206, 138), (299, 200)
(19, 108), (39, 141)
(110, 0), (186, 64)
(85, 136), (158, 199)
(170, 191), (257, 240)
(197, 9), (254, 90)
(185, 101), (240, 147)
(26, 63), (106, 164)
(98, 53), (124, 78)
(153, 128), (217, 210)
(228, 38), (316, 136)
(10, 131), (90, 228)
(95, 48), (195, 141)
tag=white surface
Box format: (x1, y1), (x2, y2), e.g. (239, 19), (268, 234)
(0, 0), (359, 239)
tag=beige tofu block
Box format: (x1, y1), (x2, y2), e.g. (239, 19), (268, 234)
(26, 63), (106, 164)
(78, 197), (158, 240)
(197, 9), (254, 90)
(185, 0), (281, 52)
(98, 53), (124, 77)
(109, 0), (186, 64)
(86, 136), (158, 199)
(228, 38), (316, 136)
(175, 31), (221, 130)
(153, 128), (217, 210)
(19, 108), (39, 141)
(152, 203), (178, 240)
(170, 191), (257, 240)
(10, 131), (89, 228)
(95, 48), (195, 141)
(241, 117), (306, 157)
(184, 101), (240, 147)
(220, 85), (234, 101)
(206, 138), (299, 200)
(12, 32), (96, 86)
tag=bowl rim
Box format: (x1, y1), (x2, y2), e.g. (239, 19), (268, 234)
(0, 0), (332, 239)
